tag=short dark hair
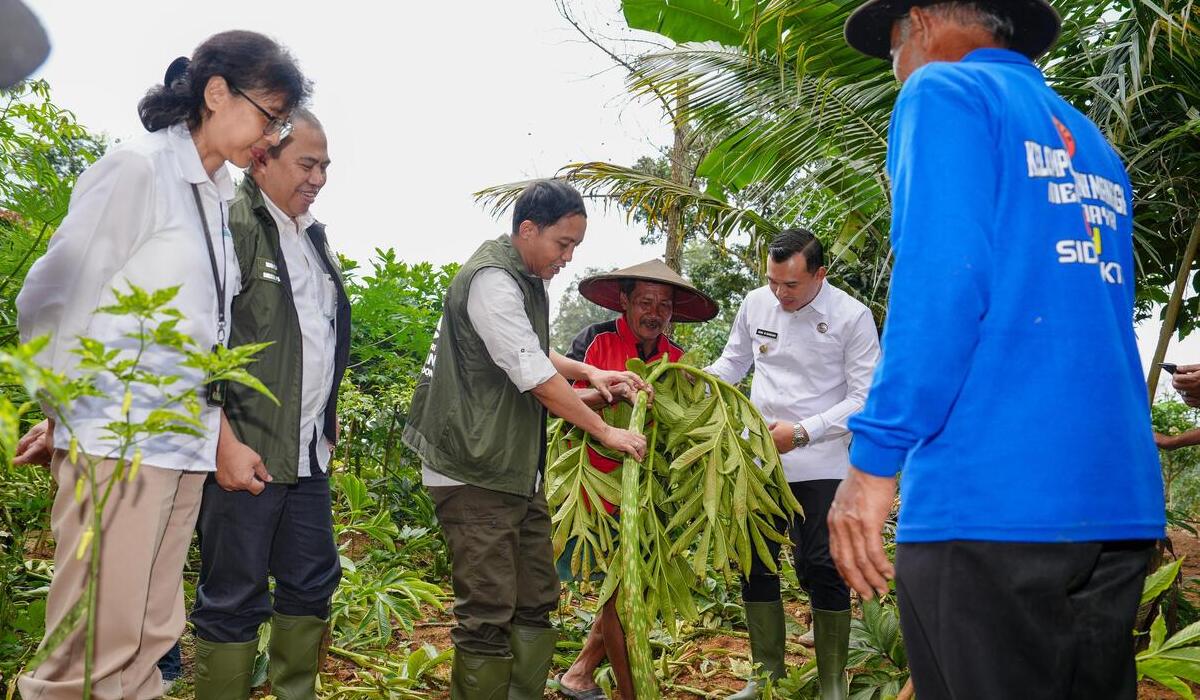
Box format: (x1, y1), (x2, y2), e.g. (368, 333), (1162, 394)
(138, 30), (310, 133)
(511, 179), (586, 235)
(266, 108), (322, 160)
(768, 228), (824, 273)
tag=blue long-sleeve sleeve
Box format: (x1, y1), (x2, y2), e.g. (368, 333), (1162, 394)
(849, 68), (996, 477)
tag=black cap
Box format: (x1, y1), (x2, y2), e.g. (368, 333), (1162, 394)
(844, 0), (1062, 61)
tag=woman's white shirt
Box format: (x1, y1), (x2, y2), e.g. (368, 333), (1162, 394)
(17, 124), (240, 471)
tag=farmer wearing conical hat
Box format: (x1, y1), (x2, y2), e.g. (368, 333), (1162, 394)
(831, 1), (1164, 698)
(555, 260), (717, 700)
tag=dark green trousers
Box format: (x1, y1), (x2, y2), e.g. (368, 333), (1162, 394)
(430, 483), (559, 656)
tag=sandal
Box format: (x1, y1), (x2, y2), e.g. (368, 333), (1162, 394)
(553, 672), (609, 700)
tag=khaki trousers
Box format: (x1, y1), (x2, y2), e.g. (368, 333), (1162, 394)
(18, 450), (205, 700)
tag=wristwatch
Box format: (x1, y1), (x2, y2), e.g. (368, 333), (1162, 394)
(792, 422), (810, 448)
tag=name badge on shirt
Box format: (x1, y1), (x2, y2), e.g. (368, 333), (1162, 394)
(755, 328), (778, 339)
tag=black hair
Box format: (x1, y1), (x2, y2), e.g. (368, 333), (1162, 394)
(511, 179), (586, 235)
(618, 279), (637, 295)
(768, 228), (824, 273)
(266, 107), (323, 160)
(138, 30), (310, 133)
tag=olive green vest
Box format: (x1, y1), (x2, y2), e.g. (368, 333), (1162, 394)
(402, 235), (550, 495)
(225, 177), (351, 484)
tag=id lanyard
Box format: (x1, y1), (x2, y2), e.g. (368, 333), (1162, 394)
(189, 184), (227, 345)
(190, 184), (230, 406)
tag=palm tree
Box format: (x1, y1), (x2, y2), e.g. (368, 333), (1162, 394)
(477, 0), (1199, 339)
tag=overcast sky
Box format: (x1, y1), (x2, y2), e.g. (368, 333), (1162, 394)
(21, 0), (1200, 396)
(25, 0), (668, 305)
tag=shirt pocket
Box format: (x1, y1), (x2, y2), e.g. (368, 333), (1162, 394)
(812, 334), (843, 361)
(321, 274), (337, 321)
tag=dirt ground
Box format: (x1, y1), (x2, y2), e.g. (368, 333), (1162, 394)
(319, 529), (1200, 699)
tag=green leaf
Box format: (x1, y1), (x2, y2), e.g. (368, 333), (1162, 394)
(1151, 611), (1168, 652)
(622, 0), (757, 47)
(1142, 558), (1184, 605)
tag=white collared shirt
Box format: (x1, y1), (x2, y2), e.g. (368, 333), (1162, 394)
(17, 124), (241, 471)
(422, 266), (555, 488)
(261, 194), (337, 477)
(706, 282), (880, 482)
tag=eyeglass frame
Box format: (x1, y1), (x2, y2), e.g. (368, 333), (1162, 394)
(230, 86), (293, 140)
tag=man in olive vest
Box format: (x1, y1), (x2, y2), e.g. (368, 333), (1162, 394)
(403, 179), (649, 699)
(190, 110), (348, 700)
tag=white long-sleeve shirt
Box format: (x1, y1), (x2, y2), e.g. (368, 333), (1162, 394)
(17, 124), (240, 471)
(422, 267), (555, 487)
(706, 282), (880, 482)
(261, 194), (336, 477)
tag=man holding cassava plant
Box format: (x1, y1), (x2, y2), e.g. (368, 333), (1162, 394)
(707, 228), (880, 700)
(555, 259), (718, 700)
(403, 179), (650, 699)
(831, 1), (1165, 698)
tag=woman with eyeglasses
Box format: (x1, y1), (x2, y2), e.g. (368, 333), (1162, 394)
(15, 30), (308, 700)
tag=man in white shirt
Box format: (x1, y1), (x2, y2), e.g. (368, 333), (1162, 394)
(707, 229), (880, 700)
(189, 110), (347, 700)
(403, 180), (649, 699)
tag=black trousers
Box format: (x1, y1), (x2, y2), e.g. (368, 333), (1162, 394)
(191, 472), (341, 643)
(895, 540), (1154, 700)
(741, 479), (850, 611)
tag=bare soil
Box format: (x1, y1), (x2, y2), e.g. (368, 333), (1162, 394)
(321, 531), (1200, 699)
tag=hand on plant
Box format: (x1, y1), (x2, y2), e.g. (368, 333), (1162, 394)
(828, 466), (896, 600)
(587, 367), (653, 405)
(1173, 365), (1200, 407)
(216, 431), (272, 494)
(599, 425), (647, 461)
(13, 418), (53, 467)
(767, 421), (796, 454)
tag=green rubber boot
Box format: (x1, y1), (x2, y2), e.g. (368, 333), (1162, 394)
(193, 637), (259, 700)
(813, 608), (851, 700)
(451, 648), (513, 700)
(725, 600), (787, 700)
(268, 613), (327, 699)
(507, 624), (557, 700)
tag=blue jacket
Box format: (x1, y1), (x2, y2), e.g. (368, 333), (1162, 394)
(848, 49), (1165, 543)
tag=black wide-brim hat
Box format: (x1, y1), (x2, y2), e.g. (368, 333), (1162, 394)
(844, 0), (1062, 61)
(0, 0), (49, 89)
(579, 259), (719, 323)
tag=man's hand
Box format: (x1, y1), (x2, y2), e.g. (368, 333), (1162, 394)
(13, 419), (53, 467)
(585, 367), (653, 405)
(598, 425), (647, 462)
(767, 421), (796, 455)
(1174, 365), (1200, 407)
(1155, 432), (1177, 451)
(216, 428), (271, 495)
(828, 467), (896, 600)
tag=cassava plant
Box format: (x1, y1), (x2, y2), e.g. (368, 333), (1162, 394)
(546, 353), (802, 695)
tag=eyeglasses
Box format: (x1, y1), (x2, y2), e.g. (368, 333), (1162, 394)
(230, 86), (293, 140)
